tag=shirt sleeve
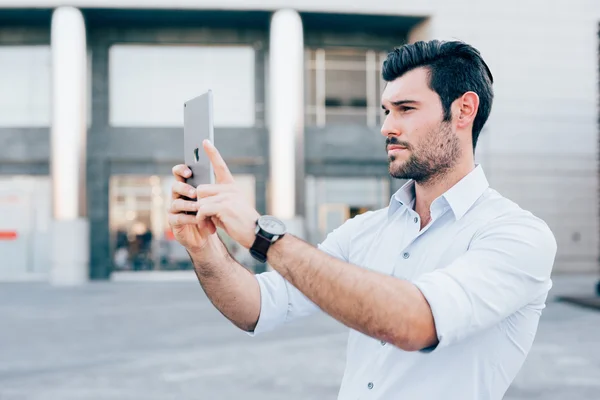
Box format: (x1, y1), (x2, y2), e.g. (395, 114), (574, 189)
(412, 211), (557, 352)
(247, 212), (369, 336)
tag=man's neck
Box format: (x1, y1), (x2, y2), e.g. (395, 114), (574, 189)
(413, 160), (476, 228)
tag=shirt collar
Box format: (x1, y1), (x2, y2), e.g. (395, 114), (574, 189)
(388, 165), (490, 220)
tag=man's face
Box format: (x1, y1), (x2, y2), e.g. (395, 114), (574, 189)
(380, 67), (462, 184)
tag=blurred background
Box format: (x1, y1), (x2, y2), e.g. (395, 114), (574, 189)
(1, 1), (600, 399)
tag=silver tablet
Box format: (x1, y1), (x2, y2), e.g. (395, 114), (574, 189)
(184, 90), (215, 188)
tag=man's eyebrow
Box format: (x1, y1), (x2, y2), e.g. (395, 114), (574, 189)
(381, 99), (420, 109)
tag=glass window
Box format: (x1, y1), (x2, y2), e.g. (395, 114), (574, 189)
(305, 48), (384, 127)
(378, 51), (389, 126)
(109, 44), (256, 128)
(109, 174), (259, 272)
(0, 176), (52, 279)
(0, 46), (93, 128)
(304, 176), (390, 244)
(0, 46), (51, 127)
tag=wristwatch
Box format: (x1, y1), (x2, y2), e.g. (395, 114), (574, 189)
(250, 215), (287, 263)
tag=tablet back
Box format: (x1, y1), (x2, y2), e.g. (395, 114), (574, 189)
(184, 90), (215, 188)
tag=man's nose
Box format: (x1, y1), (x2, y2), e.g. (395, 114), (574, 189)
(380, 114), (400, 138)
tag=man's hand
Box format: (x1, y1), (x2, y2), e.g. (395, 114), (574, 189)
(168, 140), (240, 252)
(168, 162), (217, 253)
(198, 140), (260, 249)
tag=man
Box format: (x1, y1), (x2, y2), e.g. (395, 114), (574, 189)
(168, 40), (557, 400)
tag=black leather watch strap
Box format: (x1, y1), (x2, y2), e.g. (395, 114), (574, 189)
(250, 232), (273, 263)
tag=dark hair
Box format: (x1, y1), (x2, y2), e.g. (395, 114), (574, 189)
(382, 40), (494, 150)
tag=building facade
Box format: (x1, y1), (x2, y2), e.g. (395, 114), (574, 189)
(0, 0), (599, 282)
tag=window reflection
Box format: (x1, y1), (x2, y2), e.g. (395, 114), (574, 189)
(109, 44), (256, 127)
(305, 48), (388, 127)
(109, 174), (260, 272)
(0, 46), (93, 128)
(0, 46), (51, 127)
(305, 176), (390, 244)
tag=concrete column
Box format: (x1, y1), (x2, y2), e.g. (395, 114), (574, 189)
(50, 7), (89, 285)
(268, 9), (305, 238)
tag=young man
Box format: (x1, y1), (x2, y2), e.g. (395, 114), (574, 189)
(168, 40), (557, 400)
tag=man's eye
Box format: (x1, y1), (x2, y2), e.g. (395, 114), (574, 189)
(400, 106), (414, 112)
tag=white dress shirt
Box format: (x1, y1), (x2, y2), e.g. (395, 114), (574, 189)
(248, 165), (557, 400)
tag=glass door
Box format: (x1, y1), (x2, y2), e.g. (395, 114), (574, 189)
(109, 174), (258, 272)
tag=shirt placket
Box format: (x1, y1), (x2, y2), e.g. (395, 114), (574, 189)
(391, 204), (450, 277)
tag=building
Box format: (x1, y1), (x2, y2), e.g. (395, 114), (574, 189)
(0, 0), (599, 283)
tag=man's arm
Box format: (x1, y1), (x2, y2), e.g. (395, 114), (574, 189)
(188, 234), (261, 333)
(264, 213), (556, 353)
(267, 234), (437, 351)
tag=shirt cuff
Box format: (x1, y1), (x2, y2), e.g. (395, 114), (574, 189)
(246, 271), (289, 337)
(413, 271), (467, 353)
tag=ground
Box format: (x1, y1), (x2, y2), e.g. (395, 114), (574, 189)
(1, 274), (599, 400)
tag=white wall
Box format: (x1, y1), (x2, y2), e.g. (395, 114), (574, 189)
(413, 0), (600, 272)
(0, 0), (432, 14)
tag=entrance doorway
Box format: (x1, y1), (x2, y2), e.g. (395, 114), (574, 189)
(109, 174), (258, 272)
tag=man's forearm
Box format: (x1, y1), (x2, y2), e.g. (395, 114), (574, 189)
(267, 235), (437, 351)
(188, 235), (261, 332)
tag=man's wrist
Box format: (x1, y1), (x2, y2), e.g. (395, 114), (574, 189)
(265, 234), (292, 274)
(250, 215), (287, 263)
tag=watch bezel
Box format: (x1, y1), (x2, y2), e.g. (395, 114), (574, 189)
(256, 215), (287, 237)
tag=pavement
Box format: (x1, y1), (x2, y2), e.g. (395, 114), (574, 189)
(1, 273), (599, 400)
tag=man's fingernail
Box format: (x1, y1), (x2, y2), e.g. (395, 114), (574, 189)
(184, 170), (191, 177)
(189, 189), (196, 196)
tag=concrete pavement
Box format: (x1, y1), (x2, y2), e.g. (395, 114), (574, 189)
(0, 273), (599, 399)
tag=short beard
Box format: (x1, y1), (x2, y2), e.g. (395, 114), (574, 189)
(388, 121), (461, 185)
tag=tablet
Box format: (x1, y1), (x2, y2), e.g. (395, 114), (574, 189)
(184, 90), (215, 189)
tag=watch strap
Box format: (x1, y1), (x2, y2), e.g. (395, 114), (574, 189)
(250, 231), (273, 263)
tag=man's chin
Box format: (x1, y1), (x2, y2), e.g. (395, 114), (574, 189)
(388, 158), (406, 170)
(389, 165), (408, 180)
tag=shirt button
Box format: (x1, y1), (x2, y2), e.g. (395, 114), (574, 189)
(414, 217), (418, 223)
(367, 382), (374, 390)
(403, 252), (410, 259)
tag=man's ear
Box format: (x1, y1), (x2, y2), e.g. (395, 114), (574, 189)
(456, 91), (479, 130)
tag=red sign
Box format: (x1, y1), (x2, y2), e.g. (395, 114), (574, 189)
(0, 231), (17, 240)
(0, 196), (20, 204)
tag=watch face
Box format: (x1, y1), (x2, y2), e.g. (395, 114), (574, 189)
(258, 215), (287, 236)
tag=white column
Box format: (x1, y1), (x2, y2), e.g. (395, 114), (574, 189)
(50, 7), (89, 286)
(268, 9), (305, 238)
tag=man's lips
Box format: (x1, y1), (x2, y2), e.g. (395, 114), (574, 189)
(387, 145), (408, 151)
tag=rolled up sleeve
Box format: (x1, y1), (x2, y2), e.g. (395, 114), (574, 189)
(247, 271), (290, 336)
(247, 212), (370, 337)
(413, 212), (557, 352)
